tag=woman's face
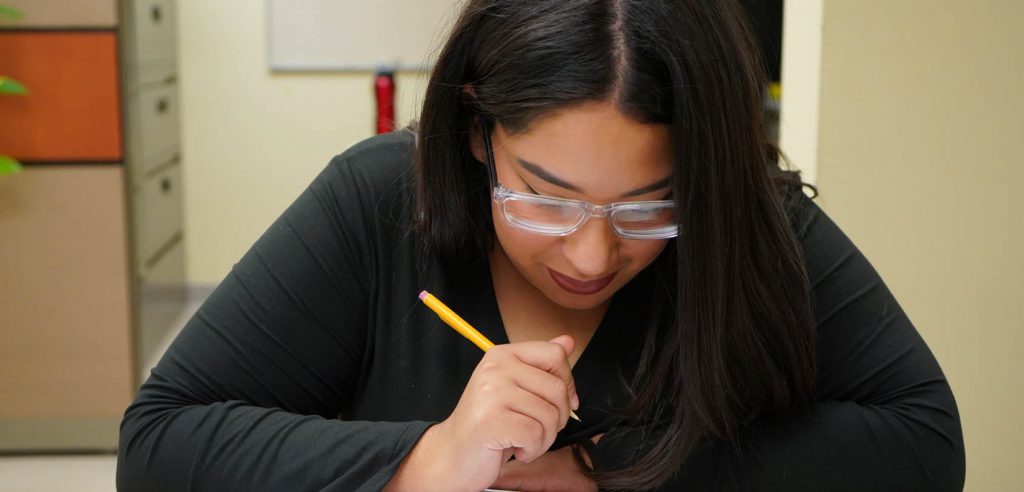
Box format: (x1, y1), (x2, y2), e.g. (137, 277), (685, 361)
(477, 100), (673, 311)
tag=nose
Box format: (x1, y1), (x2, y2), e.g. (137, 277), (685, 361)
(562, 217), (619, 278)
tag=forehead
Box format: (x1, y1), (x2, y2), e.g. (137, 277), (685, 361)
(497, 100), (673, 198)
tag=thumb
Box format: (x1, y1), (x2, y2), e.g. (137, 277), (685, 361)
(547, 334), (575, 358)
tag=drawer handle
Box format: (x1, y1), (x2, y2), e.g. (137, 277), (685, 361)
(151, 4), (162, 23)
(156, 98), (169, 114)
(161, 177), (173, 193)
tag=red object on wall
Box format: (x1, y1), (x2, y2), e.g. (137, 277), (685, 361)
(0, 32), (122, 162)
(374, 69), (395, 134)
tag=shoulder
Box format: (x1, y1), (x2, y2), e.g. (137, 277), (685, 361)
(332, 128), (416, 173)
(323, 129), (417, 194)
(281, 130), (418, 242)
(781, 186), (821, 243)
(780, 186), (864, 288)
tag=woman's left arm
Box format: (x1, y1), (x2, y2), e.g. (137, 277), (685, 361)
(590, 193), (966, 491)
(490, 445), (597, 492)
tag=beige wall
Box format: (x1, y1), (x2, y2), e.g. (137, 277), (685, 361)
(783, 1), (1023, 490)
(178, 0), (430, 284)
(779, 0), (823, 184)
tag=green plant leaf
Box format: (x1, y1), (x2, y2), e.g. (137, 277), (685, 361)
(0, 156), (22, 175)
(0, 76), (28, 95)
(0, 6), (24, 19)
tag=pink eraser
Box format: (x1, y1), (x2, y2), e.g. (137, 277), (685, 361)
(418, 290), (429, 301)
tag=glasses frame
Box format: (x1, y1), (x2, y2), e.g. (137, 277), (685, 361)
(480, 121), (680, 240)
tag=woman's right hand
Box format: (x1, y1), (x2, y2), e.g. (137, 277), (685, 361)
(385, 335), (580, 492)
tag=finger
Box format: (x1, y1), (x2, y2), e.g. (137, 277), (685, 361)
(509, 362), (572, 427)
(469, 347), (566, 428)
(502, 387), (562, 456)
(508, 341), (575, 395)
(498, 407), (552, 463)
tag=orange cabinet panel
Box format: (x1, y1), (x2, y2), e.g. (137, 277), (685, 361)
(0, 32), (122, 162)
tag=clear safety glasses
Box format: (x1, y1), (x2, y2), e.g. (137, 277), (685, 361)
(481, 123), (680, 240)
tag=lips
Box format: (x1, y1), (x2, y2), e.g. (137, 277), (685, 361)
(548, 269), (616, 295)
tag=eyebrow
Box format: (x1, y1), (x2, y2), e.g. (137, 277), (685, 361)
(517, 157), (671, 198)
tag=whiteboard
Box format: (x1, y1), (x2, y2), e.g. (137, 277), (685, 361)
(267, 0), (461, 72)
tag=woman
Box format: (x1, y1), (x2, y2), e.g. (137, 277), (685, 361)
(117, 1), (965, 490)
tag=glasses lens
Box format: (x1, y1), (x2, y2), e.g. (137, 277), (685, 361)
(612, 204), (678, 235)
(503, 197), (585, 233)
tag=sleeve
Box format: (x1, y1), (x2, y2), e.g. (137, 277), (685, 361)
(589, 192), (966, 491)
(116, 152), (433, 492)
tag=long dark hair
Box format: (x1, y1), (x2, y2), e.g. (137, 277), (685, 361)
(415, 0), (816, 489)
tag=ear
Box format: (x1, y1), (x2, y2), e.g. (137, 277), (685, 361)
(463, 84), (487, 164)
(469, 117), (486, 164)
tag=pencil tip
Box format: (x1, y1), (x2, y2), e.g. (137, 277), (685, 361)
(418, 290), (429, 301)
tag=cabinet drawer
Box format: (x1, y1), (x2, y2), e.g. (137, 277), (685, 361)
(128, 0), (177, 63)
(133, 60), (178, 88)
(0, 0), (117, 28)
(134, 83), (180, 172)
(134, 163), (183, 265)
(141, 236), (184, 288)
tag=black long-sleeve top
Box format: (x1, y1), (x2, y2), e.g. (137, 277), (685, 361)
(116, 130), (965, 491)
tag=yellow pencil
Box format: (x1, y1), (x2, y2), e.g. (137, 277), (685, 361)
(418, 290), (581, 422)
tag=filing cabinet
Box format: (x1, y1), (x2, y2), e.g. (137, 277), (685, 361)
(122, 0), (184, 288)
(0, 0), (185, 451)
